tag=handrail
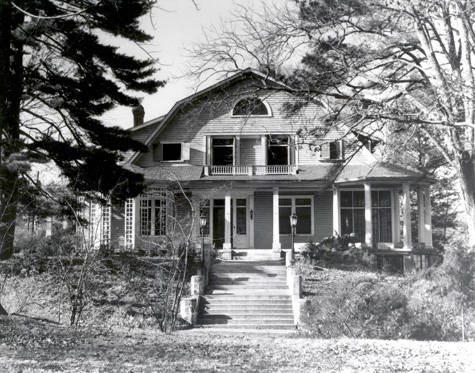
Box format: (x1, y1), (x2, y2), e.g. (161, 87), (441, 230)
(205, 165), (297, 176)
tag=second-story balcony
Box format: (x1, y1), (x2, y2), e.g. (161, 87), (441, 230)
(204, 165), (298, 176)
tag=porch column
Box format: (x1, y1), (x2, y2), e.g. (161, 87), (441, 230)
(191, 195), (201, 250)
(402, 183), (413, 249)
(417, 188), (425, 247)
(393, 189), (401, 245)
(261, 135), (267, 165)
(223, 192), (232, 252)
(272, 187), (281, 252)
(249, 194), (255, 249)
(424, 185), (433, 248)
(364, 183), (373, 247)
(333, 186), (340, 235)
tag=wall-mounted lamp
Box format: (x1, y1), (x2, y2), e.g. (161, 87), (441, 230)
(250, 209), (254, 220)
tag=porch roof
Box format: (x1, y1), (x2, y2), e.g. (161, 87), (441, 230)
(126, 162), (434, 185)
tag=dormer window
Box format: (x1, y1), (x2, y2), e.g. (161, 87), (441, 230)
(232, 97), (271, 116)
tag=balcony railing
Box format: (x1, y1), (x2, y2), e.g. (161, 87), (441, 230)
(204, 165), (297, 176)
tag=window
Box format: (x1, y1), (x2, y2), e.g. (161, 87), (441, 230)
(163, 143), (182, 161)
(236, 199), (247, 234)
(340, 190), (392, 244)
(101, 204), (111, 245)
(372, 191), (392, 243)
(212, 138), (234, 165)
(414, 255), (429, 270)
(320, 141), (342, 160)
(279, 197), (313, 235)
(153, 142), (190, 162)
(268, 136), (290, 165)
(124, 198), (134, 248)
(232, 97), (269, 116)
(140, 188), (169, 236)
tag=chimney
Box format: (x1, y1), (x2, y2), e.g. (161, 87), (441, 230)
(132, 105), (145, 127)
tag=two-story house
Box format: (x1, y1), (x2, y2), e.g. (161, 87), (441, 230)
(92, 69), (436, 270)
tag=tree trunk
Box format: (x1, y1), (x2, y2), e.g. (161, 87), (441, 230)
(457, 152), (475, 247)
(0, 1), (22, 258)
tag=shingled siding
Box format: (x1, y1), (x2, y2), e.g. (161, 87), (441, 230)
(134, 80), (328, 168)
(253, 190), (334, 250)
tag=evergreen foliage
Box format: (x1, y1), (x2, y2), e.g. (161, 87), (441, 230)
(0, 0), (164, 257)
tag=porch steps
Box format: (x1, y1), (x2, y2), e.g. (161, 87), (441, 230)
(232, 249), (282, 260)
(196, 260), (295, 330)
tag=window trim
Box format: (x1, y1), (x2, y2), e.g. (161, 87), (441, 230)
(231, 97), (273, 118)
(279, 195), (314, 236)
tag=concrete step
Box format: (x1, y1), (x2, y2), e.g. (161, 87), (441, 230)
(206, 289), (290, 295)
(199, 313), (293, 319)
(210, 265), (287, 274)
(195, 324), (296, 330)
(209, 273), (286, 279)
(210, 280), (288, 286)
(208, 284), (289, 290)
(197, 318), (294, 325)
(201, 308), (293, 314)
(202, 296), (291, 303)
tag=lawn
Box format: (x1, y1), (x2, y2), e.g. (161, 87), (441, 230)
(1, 315), (474, 373)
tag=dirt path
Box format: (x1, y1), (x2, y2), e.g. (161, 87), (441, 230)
(1, 316), (474, 372)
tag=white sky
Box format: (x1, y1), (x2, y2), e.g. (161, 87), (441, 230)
(101, 0), (271, 130)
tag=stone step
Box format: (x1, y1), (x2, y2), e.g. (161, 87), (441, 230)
(210, 266), (287, 274)
(209, 273), (287, 279)
(206, 289), (290, 295)
(199, 312), (293, 319)
(201, 307), (293, 314)
(202, 295), (291, 302)
(214, 260), (285, 266)
(195, 324), (296, 330)
(210, 280), (288, 286)
(197, 317), (294, 325)
(208, 284), (289, 290)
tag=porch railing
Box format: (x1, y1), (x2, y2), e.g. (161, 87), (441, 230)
(204, 165), (297, 176)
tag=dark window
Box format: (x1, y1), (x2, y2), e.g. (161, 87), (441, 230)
(321, 141), (341, 160)
(268, 136), (289, 165)
(212, 138), (234, 165)
(233, 97), (269, 116)
(279, 197), (312, 235)
(162, 143), (182, 161)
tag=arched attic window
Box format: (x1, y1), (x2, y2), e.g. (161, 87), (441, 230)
(232, 97), (271, 116)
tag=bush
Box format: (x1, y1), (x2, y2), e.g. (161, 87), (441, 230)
(301, 234), (375, 269)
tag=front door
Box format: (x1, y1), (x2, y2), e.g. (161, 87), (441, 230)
(233, 198), (248, 248)
(212, 198), (248, 249)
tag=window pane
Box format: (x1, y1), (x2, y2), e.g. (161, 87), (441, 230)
(213, 138), (233, 146)
(353, 209), (365, 240)
(279, 206), (292, 234)
(372, 208), (379, 243)
(341, 209), (353, 235)
(295, 198), (311, 206)
(371, 191), (378, 207)
(162, 143), (181, 161)
(268, 145), (289, 165)
(214, 199), (225, 206)
(379, 191), (391, 207)
(279, 198), (292, 206)
(236, 199), (246, 206)
(379, 208), (392, 242)
(329, 142), (339, 159)
(233, 98), (268, 116)
(340, 191), (353, 207)
(213, 147), (233, 165)
(296, 206), (312, 234)
(236, 207), (246, 234)
(353, 191), (365, 207)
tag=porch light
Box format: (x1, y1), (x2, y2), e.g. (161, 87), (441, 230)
(200, 216), (207, 229)
(290, 213), (298, 228)
(290, 213), (298, 260)
(200, 216), (207, 262)
(250, 209), (254, 220)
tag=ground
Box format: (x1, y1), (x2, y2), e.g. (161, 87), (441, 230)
(0, 315), (474, 373)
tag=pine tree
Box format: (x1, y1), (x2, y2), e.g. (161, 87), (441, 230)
(0, 0), (163, 260)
